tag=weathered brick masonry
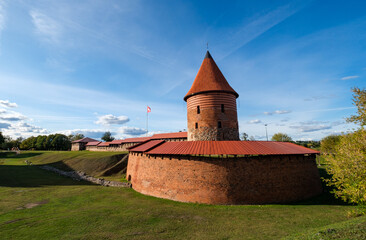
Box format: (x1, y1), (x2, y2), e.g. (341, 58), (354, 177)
(187, 93), (239, 141)
(127, 152), (322, 204)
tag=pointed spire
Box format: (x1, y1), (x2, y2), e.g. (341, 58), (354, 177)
(205, 50), (212, 59)
(184, 51), (239, 101)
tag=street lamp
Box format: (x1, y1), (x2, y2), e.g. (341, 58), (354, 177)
(265, 124), (268, 141)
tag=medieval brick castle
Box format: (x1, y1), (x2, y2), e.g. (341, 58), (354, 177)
(74, 51), (323, 204)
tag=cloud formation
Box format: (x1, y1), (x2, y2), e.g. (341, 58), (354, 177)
(0, 100), (17, 108)
(2, 122), (49, 138)
(57, 129), (108, 139)
(248, 119), (262, 124)
(303, 94), (337, 101)
(341, 75), (359, 80)
(95, 114), (129, 125)
(0, 112), (26, 121)
(263, 110), (291, 115)
(119, 126), (147, 136)
(0, 122), (10, 129)
(290, 125), (331, 133)
(30, 10), (63, 43)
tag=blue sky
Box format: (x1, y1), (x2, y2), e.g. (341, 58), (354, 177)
(0, 0), (365, 140)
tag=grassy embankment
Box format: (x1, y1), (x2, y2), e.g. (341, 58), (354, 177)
(0, 151), (365, 239)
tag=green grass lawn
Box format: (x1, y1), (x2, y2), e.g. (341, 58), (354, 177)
(0, 151), (365, 239)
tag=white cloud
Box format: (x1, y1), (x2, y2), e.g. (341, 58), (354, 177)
(299, 120), (328, 125)
(290, 125), (332, 133)
(2, 122), (49, 138)
(119, 126), (147, 136)
(303, 94), (337, 101)
(56, 129), (108, 139)
(30, 9), (63, 43)
(0, 108), (6, 113)
(0, 111), (26, 121)
(95, 114), (129, 125)
(248, 119), (262, 124)
(0, 100), (17, 108)
(341, 75), (359, 80)
(0, 122), (10, 129)
(263, 110), (291, 115)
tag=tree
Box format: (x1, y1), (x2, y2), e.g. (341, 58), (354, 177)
(0, 132), (4, 147)
(347, 87), (366, 126)
(324, 87), (366, 206)
(320, 135), (342, 154)
(101, 131), (115, 142)
(20, 136), (37, 150)
(69, 133), (84, 142)
(240, 132), (249, 141)
(51, 134), (71, 150)
(324, 129), (366, 205)
(271, 133), (292, 142)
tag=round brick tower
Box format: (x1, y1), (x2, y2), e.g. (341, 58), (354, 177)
(184, 51), (240, 141)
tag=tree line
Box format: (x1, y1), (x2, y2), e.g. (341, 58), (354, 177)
(0, 133), (86, 151)
(0, 131), (115, 151)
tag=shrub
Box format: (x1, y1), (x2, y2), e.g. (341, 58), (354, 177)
(320, 134), (342, 154)
(324, 129), (366, 205)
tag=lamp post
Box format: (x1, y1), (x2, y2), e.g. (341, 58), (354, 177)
(265, 124), (268, 141)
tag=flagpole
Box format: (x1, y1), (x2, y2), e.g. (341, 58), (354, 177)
(146, 106), (148, 137)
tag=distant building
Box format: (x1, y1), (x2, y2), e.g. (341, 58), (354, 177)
(71, 132), (187, 151)
(71, 137), (98, 151)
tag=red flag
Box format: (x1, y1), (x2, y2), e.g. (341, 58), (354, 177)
(147, 106), (151, 113)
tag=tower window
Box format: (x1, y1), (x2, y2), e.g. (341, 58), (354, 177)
(195, 122), (198, 129)
(197, 106), (200, 114)
(221, 104), (225, 113)
(218, 121), (222, 128)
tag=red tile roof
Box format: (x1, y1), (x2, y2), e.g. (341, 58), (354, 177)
(102, 132), (187, 145)
(151, 132), (187, 139)
(109, 140), (125, 145)
(72, 137), (98, 143)
(97, 142), (111, 147)
(128, 140), (165, 152)
(184, 51), (239, 101)
(119, 137), (152, 143)
(85, 141), (101, 146)
(130, 141), (319, 156)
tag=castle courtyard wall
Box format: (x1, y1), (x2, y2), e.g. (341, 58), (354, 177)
(126, 153), (322, 205)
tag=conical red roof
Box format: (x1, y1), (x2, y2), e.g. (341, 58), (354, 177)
(184, 51), (239, 101)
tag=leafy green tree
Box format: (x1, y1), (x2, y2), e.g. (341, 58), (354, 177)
(69, 133), (85, 142)
(101, 131), (115, 142)
(0, 132), (4, 147)
(1, 135), (12, 150)
(45, 135), (54, 150)
(347, 87), (366, 126)
(324, 129), (366, 205)
(51, 134), (71, 150)
(36, 136), (47, 150)
(320, 135), (342, 154)
(20, 136), (37, 150)
(241, 132), (249, 141)
(271, 133), (292, 142)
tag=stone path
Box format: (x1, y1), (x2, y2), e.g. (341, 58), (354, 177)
(38, 165), (131, 188)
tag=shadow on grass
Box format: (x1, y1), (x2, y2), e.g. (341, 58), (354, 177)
(0, 161), (94, 188)
(0, 152), (44, 159)
(290, 167), (350, 206)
